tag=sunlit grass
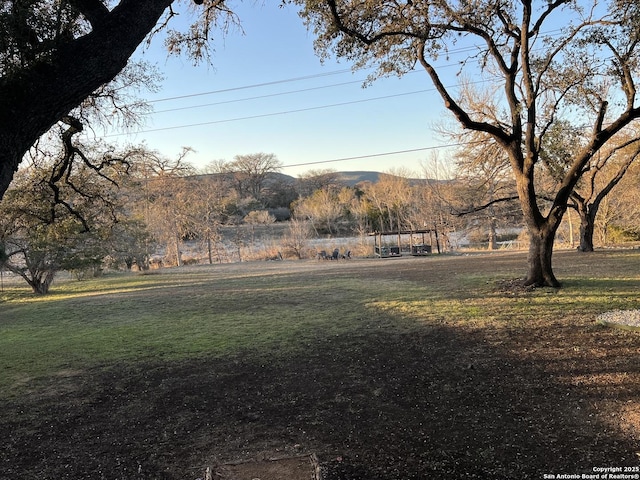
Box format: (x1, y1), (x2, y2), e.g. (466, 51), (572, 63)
(372, 274), (640, 327)
(1, 268), (399, 392)
(2, 251), (640, 396)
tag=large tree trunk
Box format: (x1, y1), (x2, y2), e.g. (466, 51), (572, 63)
(525, 224), (561, 287)
(488, 215), (498, 250)
(573, 194), (601, 253)
(0, 0), (174, 200)
(577, 206), (596, 252)
(515, 164), (564, 288)
(26, 270), (57, 295)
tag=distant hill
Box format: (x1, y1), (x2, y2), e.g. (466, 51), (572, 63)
(196, 170), (425, 187)
(264, 171), (383, 186)
(271, 171), (423, 186)
(334, 171), (383, 186)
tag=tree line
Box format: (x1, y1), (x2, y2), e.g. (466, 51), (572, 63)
(2, 124), (640, 294)
(3, 0), (640, 288)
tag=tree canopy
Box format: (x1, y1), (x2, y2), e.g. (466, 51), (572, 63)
(0, 0), (235, 200)
(0, 142), (129, 293)
(296, 0), (640, 286)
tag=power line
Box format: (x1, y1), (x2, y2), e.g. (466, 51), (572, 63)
(145, 65), (421, 106)
(147, 68), (356, 104)
(108, 79), (488, 137)
(142, 28), (565, 107)
(132, 24), (569, 124)
(280, 144), (465, 169)
(151, 79), (365, 114)
(128, 29), (568, 123)
(107, 88), (436, 136)
(148, 60), (464, 115)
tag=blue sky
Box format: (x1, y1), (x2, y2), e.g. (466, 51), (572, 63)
(114, 2), (462, 178)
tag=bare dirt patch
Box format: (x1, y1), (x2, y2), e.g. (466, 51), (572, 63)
(210, 454), (320, 480)
(2, 250), (640, 479)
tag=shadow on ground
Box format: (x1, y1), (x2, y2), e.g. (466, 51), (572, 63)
(1, 316), (639, 479)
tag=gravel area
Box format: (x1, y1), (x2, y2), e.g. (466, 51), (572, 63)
(597, 309), (640, 328)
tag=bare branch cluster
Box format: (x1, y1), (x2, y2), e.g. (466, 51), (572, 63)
(296, 0), (640, 286)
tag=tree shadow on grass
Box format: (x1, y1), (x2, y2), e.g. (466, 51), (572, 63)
(1, 320), (639, 479)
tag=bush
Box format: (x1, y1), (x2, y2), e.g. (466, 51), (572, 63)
(607, 225), (640, 244)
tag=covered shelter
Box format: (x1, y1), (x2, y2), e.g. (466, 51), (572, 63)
(369, 229), (440, 258)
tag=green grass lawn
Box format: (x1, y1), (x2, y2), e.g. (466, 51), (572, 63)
(0, 262), (414, 393)
(2, 250), (639, 397)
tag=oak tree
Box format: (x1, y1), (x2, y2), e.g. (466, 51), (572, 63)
(0, 0), (235, 200)
(128, 146), (195, 266)
(221, 153), (284, 207)
(451, 133), (521, 250)
(298, 0), (640, 286)
(0, 141), (128, 294)
(541, 124), (640, 251)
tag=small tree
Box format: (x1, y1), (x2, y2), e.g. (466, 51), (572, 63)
(2, 231), (64, 295)
(571, 139), (640, 252)
(539, 121), (640, 251)
(0, 130), (132, 293)
(244, 210), (276, 247)
(362, 172), (415, 233)
(296, 169), (343, 197)
(421, 154), (469, 252)
(129, 147), (195, 267)
(104, 219), (154, 271)
(452, 135), (522, 250)
(0, 171), (108, 294)
(185, 173), (238, 265)
(222, 153), (283, 206)
(281, 218), (312, 259)
(293, 187), (344, 235)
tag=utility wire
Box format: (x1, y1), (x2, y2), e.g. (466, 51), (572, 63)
(149, 60), (463, 115)
(145, 61), (443, 106)
(281, 144), (466, 169)
(123, 29), (568, 126)
(108, 79), (488, 137)
(106, 89), (431, 136)
(142, 28), (565, 106)
(151, 79), (366, 114)
(147, 68), (356, 103)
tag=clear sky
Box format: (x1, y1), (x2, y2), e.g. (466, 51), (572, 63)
(110, 2), (463, 178)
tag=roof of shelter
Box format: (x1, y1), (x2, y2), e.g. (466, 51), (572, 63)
(368, 229), (434, 236)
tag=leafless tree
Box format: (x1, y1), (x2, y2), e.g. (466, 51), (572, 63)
(221, 153), (283, 207)
(298, 0), (640, 286)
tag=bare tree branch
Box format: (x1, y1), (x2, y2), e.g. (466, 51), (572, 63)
(67, 0), (110, 27)
(453, 195), (520, 217)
